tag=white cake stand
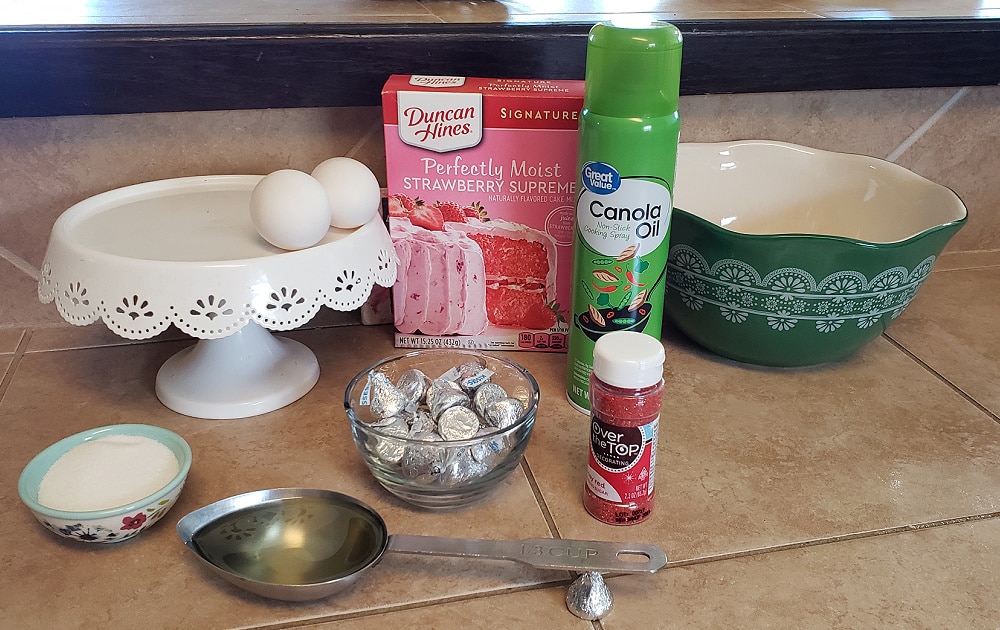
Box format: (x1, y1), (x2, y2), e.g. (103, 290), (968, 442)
(38, 175), (397, 419)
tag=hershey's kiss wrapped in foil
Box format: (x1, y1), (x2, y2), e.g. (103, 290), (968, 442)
(367, 371), (410, 419)
(473, 382), (508, 418)
(371, 418), (410, 465)
(396, 368), (431, 406)
(455, 361), (493, 393)
(482, 397), (524, 429)
(470, 427), (504, 467)
(508, 385), (532, 411)
(407, 409), (436, 435)
(427, 378), (470, 419)
(456, 361), (485, 380)
(566, 571), (613, 621)
(371, 412), (410, 428)
(401, 432), (445, 481)
(441, 446), (489, 486)
(437, 405), (481, 441)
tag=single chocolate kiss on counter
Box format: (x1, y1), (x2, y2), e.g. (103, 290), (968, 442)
(566, 571), (614, 621)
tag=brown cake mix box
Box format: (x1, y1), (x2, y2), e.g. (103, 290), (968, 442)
(382, 75), (584, 351)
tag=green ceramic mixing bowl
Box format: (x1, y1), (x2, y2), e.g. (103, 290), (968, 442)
(665, 141), (967, 367)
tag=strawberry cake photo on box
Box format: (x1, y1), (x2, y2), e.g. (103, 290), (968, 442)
(382, 74), (583, 351)
(389, 193), (562, 337)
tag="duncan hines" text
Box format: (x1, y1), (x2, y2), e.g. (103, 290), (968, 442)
(401, 105), (476, 142)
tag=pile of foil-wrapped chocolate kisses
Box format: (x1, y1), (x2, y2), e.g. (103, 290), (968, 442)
(360, 361), (530, 486)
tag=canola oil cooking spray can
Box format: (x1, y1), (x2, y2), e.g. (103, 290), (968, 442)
(567, 21), (683, 412)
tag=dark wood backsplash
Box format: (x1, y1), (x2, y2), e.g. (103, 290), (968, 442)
(1, 18), (998, 118)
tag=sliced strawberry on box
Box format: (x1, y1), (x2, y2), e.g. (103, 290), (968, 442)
(388, 193), (422, 218)
(519, 300), (559, 330)
(409, 204), (445, 231)
(433, 200), (467, 223)
(462, 201), (487, 220)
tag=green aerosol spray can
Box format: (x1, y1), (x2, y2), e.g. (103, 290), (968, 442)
(567, 21), (682, 413)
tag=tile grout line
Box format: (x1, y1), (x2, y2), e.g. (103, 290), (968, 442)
(519, 458), (565, 540)
(0, 329), (33, 404)
(882, 333), (1000, 424)
(932, 251), (1000, 272)
(885, 86), (968, 163)
(0, 243), (40, 281)
(666, 510), (1000, 570)
(231, 580), (574, 630)
(344, 114), (385, 161)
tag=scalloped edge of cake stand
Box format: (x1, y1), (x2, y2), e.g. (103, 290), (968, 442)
(154, 321), (319, 419)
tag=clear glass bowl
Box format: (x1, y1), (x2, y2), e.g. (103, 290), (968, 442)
(344, 350), (539, 509)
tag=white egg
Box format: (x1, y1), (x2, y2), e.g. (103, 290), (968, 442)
(250, 169), (333, 250)
(311, 157), (382, 229)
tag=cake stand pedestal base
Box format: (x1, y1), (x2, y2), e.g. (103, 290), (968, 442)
(39, 175), (397, 420)
(154, 322), (320, 419)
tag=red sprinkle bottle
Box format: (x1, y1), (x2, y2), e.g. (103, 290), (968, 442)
(583, 331), (665, 525)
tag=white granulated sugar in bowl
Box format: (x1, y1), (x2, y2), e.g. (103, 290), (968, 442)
(38, 434), (180, 512)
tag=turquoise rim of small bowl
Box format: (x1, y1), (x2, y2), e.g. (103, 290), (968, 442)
(17, 423), (193, 520)
(672, 206), (968, 249)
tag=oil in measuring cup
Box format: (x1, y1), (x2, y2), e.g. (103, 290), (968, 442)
(190, 496), (387, 585)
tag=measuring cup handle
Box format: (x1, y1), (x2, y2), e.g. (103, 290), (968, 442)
(387, 534), (666, 573)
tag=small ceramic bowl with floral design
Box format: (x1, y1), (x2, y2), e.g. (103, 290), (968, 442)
(666, 141), (967, 366)
(18, 424), (192, 543)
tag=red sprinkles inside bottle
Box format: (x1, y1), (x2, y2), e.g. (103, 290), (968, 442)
(582, 331), (664, 526)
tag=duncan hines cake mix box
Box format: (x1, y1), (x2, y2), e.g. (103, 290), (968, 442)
(382, 75), (584, 351)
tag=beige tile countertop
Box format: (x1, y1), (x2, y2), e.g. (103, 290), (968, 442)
(0, 250), (998, 628)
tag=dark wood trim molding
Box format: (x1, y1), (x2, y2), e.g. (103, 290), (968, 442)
(1, 18), (998, 118)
